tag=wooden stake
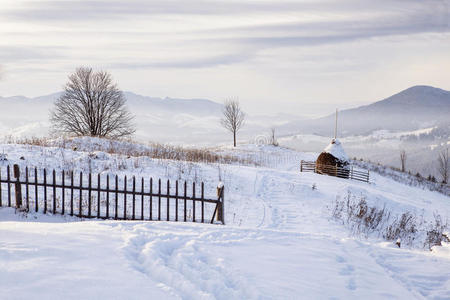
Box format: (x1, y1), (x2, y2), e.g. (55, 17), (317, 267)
(13, 164), (22, 209)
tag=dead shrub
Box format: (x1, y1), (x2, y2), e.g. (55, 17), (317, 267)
(332, 192), (449, 249)
(332, 192), (389, 236)
(424, 214), (448, 249)
(383, 212), (417, 245)
(5, 136), (257, 166)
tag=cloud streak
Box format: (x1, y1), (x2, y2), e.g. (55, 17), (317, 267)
(109, 53), (254, 69)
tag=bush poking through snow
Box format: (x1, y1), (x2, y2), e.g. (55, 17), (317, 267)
(332, 192), (389, 237)
(383, 212), (417, 245)
(424, 214), (449, 250)
(331, 191), (448, 249)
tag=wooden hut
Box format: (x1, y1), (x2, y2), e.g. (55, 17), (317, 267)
(315, 138), (350, 178)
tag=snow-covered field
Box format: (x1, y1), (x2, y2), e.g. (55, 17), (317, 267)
(1, 138), (450, 299)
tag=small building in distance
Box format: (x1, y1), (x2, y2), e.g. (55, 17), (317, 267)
(315, 138), (350, 178)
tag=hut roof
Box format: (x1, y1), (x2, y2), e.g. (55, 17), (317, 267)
(323, 139), (349, 162)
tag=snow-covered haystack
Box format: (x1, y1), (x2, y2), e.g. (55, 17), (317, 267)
(316, 139), (349, 178)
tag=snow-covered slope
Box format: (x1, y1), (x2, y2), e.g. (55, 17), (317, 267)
(1, 139), (449, 299)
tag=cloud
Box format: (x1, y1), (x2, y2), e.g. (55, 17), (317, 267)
(1, 0), (331, 21)
(4, 0), (447, 23)
(193, 5), (449, 48)
(110, 53), (253, 69)
(0, 46), (66, 63)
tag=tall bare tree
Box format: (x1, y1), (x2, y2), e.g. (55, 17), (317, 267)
(437, 148), (449, 184)
(400, 150), (407, 172)
(221, 99), (245, 147)
(51, 67), (135, 138)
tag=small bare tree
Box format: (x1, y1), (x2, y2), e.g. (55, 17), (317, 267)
(437, 148), (449, 184)
(221, 99), (245, 147)
(51, 67), (135, 138)
(400, 150), (407, 172)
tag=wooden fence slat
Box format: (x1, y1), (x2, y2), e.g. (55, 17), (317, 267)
(106, 175), (110, 219)
(192, 182), (196, 222)
(166, 179), (170, 221)
(201, 182), (204, 223)
(26, 167), (29, 211)
(220, 186), (225, 224)
(175, 180), (178, 221)
(184, 181), (187, 222)
(61, 170), (65, 215)
(115, 175), (118, 220)
(149, 178), (153, 220)
(132, 176), (136, 220)
(97, 174), (101, 218)
(123, 175), (127, 220)
(7, 165), (11, 207)
(79, 171), (83, 218)
(52, 170), (56, 214)
(35, 167), (38, 212)
(13, 164), (22, 208)
(141, 177), (144, 221)
(70, 171), (74, 216)
(88, 173), (92, 218)
(158, 179), (161, 221)
(43, 168), (47, 214)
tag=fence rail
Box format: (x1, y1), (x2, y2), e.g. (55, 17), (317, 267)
(300, 160), (369, 183)
(0, 164), (225, 224)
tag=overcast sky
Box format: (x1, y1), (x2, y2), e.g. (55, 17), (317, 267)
(1, 0), (449, 116)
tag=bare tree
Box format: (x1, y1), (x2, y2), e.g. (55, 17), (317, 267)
(221, 99), (245, 147)
(400, 150), (407, 172)
(51, 67), (135, 138)
(437, 148), (449, 184)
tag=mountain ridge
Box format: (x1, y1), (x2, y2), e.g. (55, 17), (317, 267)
(280, 85), (450, 137)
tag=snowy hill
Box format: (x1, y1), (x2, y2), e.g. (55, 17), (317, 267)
(1, 138), (449, 299)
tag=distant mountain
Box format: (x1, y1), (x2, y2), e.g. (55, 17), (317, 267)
(123, 92), (223, 116)
(281, 85), (450, 137)
(0, 91), (299, 144)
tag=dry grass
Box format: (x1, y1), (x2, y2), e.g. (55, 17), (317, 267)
(4, 136), (257, 166)
(331, 191), (448, 249)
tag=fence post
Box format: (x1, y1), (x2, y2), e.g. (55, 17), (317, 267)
(13, 164), (22, 209)
(300, 160), (303, 172)
(217, 182), (225, 225)
(221, 186), (225, 225)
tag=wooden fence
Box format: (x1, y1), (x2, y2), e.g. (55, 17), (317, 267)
(300, 160), (369, 183)
(0, 164), (225, 224)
